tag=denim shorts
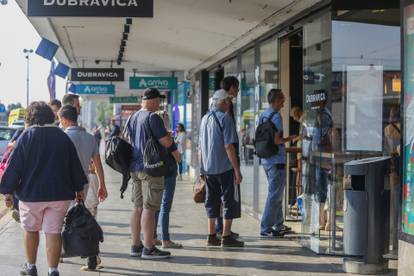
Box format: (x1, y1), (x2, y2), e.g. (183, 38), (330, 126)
(205, 169), (241, 220)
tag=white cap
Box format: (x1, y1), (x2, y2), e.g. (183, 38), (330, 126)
(212, 89), (230, 102)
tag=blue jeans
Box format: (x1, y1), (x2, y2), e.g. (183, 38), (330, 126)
(155, 175), (177, 241)
(260, 164), (286, 233)
(315, 167), (329, 203)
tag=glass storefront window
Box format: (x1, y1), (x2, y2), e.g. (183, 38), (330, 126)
(258, 37), (279, 213)
(240, 48), (256, 207)
(301, 11), (333, 253)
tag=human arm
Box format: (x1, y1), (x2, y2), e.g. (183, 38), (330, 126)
(223, 114), (242, 184)
(92, 155), (108, 202)
(150, 113), (181, 163)
(225, 143), (242, 184)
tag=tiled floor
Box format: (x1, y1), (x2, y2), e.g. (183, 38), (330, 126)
(0, 166), (369, 276)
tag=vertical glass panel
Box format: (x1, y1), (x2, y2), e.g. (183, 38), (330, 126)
(301, 11), (333, 253)
(326, 8), (401, 255)
(240, 48), (256, 208)
(403, 2), (414, 241)
(258, 37), (279, 213)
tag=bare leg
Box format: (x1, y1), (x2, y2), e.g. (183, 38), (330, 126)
(131, 208), (143, 246)
(142, 209), (156, 248)
(208, 218), (216, 235)
(45, 233), (62, 268)
(223, 219), (233, 237)
(24, 231), (39, 264)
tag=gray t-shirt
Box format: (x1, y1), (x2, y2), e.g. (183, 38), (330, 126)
(65, 126), (99, 177)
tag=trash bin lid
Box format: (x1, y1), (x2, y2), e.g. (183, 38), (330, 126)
(345, 156), (391, 166)
(344, 156), (391, 175)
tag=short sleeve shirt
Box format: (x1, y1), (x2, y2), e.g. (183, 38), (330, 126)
(199, 108), (238, 175)
(128, 110), (168, 172)
(260, 107), (286, 165)
(65, 126), (99, 177)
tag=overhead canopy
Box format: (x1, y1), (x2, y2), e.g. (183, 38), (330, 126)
(16, 0), (322, 79)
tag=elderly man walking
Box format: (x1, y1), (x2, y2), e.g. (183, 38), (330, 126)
(200, 89), (244, 247)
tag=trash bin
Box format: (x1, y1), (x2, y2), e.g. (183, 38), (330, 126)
(343, 156), (390, 274)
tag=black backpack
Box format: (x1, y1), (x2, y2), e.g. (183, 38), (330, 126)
(62, 201), (103, 258)
(143, 113), (169, 177)
(105, 115), (133, 199)
(254, 112), (279, 158)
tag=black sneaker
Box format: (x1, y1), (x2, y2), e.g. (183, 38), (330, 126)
(221, 235), (244, 247)
(48, 271), (59, 276)
(207, 234), (221, 246)
(87, 256), (98, 270)
(130, 244), (144, 257)
(260, 230), (285, 238)
(279, 225), (293, 233)
(141, 247), (171, 260)
(20, 263), (38, 276)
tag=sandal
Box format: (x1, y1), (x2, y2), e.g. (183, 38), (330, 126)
(162, 241), (183, 249)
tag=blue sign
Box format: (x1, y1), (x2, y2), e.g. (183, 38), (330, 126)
(130, 77), (178, 90)
(75, 84), (115, 95)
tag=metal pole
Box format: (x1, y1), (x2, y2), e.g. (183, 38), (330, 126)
(26, 54), (29, 107)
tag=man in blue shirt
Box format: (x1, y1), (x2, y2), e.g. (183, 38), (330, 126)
(127, 88), (180, 259)
(200, 89), (244, 247)
(260, 89), (296, 237)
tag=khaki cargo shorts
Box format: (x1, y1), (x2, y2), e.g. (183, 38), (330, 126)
(131, 172), (164, 211)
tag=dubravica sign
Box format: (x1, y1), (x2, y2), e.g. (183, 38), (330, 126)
(28, 0), (153, 17)
(71, 68), (124, 82)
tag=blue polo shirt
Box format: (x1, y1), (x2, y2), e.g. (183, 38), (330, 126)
(260, 107), (286, 165)
(199, 108), (238, 175)
(128, 110), (168, 172)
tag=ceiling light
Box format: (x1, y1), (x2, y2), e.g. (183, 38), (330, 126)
(121, 40), (126, 47)
(124, 25), (130, 33)
(123, 33), (128, 40)
(126, 18), (132, 25)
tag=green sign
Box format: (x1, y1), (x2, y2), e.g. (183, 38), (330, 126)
(130, 77), (178, 90)
(109, 96), (139, 104)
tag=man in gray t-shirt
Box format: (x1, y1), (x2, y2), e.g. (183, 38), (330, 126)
(58, 105), (107, 201)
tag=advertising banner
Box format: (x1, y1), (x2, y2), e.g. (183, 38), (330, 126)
(403, 3), (414, 240)
(28, 0), (154, 17)
(109, 96), (138, 104)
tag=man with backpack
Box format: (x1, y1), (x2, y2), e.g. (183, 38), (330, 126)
(200, 89), (244, 247)
(127, 88), (180, 259)
(258, 89), (296, 237)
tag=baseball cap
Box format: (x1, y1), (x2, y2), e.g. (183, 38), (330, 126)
(212, 89), (231, 102)
(142, 88), (166, 100)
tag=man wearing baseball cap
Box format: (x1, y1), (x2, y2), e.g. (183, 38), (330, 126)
(199, 89), (244, 247)
(127, 88), (180, 259)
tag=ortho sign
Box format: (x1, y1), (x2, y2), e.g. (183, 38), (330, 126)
(71, 68), (124, 82)
(28, 0), (153, 17)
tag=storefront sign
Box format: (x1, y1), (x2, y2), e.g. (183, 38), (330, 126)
(75, 84), (115, 95)
(121, 104), (141, 111)
(28, 0), (153, 17)
(305, 90), (326, 110)
(109, 96), (138, 104)
(71, 68), (124, 82)
(130, 77), (178, 90)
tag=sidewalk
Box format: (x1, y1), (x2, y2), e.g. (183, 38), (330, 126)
(0, 167), (349, 276)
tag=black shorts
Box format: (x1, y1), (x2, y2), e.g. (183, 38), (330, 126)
(205, 169), (241, 220)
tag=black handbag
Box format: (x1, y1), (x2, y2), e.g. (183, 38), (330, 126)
(105, 115), (134, 198)
(62, 201), (103, 258)
(143, 114), (169, 177)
